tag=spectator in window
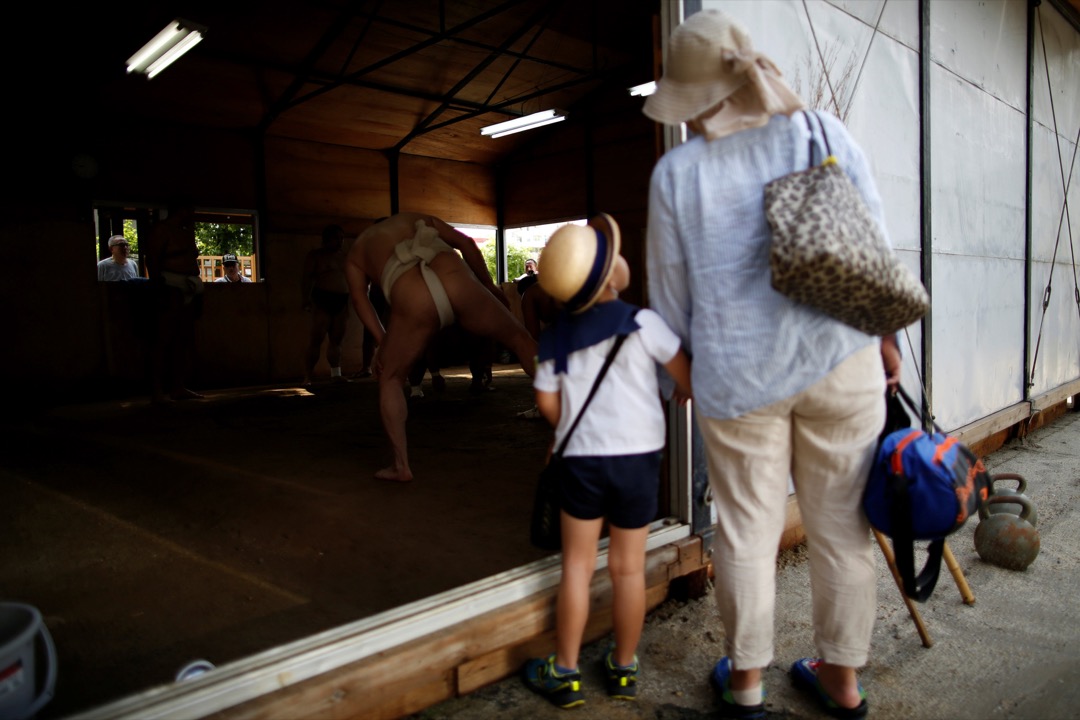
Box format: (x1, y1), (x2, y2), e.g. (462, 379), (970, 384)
(215, 253), (251, 283)
(515, 257), (539, 297)
(97, 235), (139, 281)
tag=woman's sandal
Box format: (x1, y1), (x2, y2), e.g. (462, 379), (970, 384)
(710, 657), (767, 719)
(789, 658), (868, 719)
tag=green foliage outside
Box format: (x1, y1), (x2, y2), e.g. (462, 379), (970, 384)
(480, 242), (535, 282)
(118, 219), (253, 258)
(195, 223), (254, 257)
(123, 219), (139, 253)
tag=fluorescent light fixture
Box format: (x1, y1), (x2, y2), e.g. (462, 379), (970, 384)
(628, 81), (657, 97)
(480, 109), (566, 139)
(126, 19), (206, 79)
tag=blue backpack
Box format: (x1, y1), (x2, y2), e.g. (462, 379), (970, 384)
(864, 387), (991, 602)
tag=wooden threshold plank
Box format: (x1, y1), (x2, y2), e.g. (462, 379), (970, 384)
(206, 544), (692, 720)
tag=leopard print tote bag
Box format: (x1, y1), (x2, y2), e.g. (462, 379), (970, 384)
(764, 111), (929, 336)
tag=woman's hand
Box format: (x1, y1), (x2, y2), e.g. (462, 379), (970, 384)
(881, 334), (901, 390)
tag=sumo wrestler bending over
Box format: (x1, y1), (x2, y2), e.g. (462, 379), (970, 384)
(345, 213), (538, 482)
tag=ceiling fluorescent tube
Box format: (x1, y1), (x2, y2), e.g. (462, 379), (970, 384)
(145, 32), (204, 79)
(127, 19), (206, 78)
(628, 81), (657, 97)
(480, 109), (566, 138)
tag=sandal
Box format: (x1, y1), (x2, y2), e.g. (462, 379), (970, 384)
(710, 657), (766, 719)
(789, 658), (868, 719)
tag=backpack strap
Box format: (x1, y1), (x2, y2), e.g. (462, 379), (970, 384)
(887, 431), (945, 602)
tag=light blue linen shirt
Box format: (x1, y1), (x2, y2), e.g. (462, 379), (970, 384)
(646, 112), (885, 420)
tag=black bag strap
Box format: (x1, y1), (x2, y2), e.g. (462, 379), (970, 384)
(895, 383), (945, 434)
(887, 456), (944, 602)
(553, 334), (628, 456)
(881, 385), (946, 602)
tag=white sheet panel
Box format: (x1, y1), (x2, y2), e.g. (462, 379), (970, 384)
(878, 0), (920, 52)
(823, 0), (885, 27)
(895, 247), (927, 395)
(1029, 122), (1080, 395)
(799, 1), (877, 121)
(932, 254), (1026, 428)
(1031, 2), (1080, 137)
(705, 1), (814, 84)
(930, 64), (1027, 259)
(1030, 123), (1075, 265)
(1028, 260), (1080, 395)
(846, 25), (921, 252)
(930, 0), (1028, 112)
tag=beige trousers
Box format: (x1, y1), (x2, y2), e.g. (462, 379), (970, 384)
(697, 343), (884, 670)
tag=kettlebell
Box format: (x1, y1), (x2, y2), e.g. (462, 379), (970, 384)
(980, 473), (1038, 526)
(974, 495), (1040, 570)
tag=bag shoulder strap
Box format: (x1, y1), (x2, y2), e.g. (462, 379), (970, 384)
(802, 110), (833, 168)
(554, 333), (628, 456)
(896, 383), (945, 434)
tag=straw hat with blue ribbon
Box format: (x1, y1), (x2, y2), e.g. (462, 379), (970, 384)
(537, 213), (621, 314)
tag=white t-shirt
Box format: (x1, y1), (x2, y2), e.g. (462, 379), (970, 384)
(534, 308), (681, 457)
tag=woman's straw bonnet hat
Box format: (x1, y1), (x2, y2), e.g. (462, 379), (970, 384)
(538, 213), (621, 313)
(644, 10), (773, 125)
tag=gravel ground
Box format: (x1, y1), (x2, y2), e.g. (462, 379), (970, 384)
(410, 408), (1080, 720)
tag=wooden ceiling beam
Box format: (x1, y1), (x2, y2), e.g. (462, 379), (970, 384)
(349, 8), (595, 76)
(395, 1), (564, 151)
(285, 0), (533, 112)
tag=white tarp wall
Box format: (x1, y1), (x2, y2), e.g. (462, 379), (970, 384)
(687, 0), (1080, 431)
(1030, 3), (1080, 400)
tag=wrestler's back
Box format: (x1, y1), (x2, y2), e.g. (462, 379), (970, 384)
(348, 213), (439, 286)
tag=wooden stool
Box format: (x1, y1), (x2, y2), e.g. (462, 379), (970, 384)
(873, 529), (975, 648)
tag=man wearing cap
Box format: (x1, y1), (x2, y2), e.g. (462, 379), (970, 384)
(215, 253), (251, 283)
(97, 235), (140, 281)
(345, 212), (537, 482)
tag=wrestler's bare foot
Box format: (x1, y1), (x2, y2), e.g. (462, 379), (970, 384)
(375, 465), (414, 483)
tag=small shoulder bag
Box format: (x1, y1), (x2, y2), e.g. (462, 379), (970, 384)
(763, 111), (930, 336)
(529, 334), (628, 551)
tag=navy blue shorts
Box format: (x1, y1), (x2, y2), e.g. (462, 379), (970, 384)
(559, 451), (661, 529)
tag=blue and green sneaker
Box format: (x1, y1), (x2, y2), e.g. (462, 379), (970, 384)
(522, 654), (585, 709)
(601, 648), (639, 700)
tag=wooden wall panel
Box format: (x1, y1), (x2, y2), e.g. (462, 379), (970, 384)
(501, 124), (588, 228)
(398, 155), (497, 225)
(0, 218), (104, 402)
(91, 122), (257, 209)
(500, 94), (657, 306)
(265, 138), (391, 230)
